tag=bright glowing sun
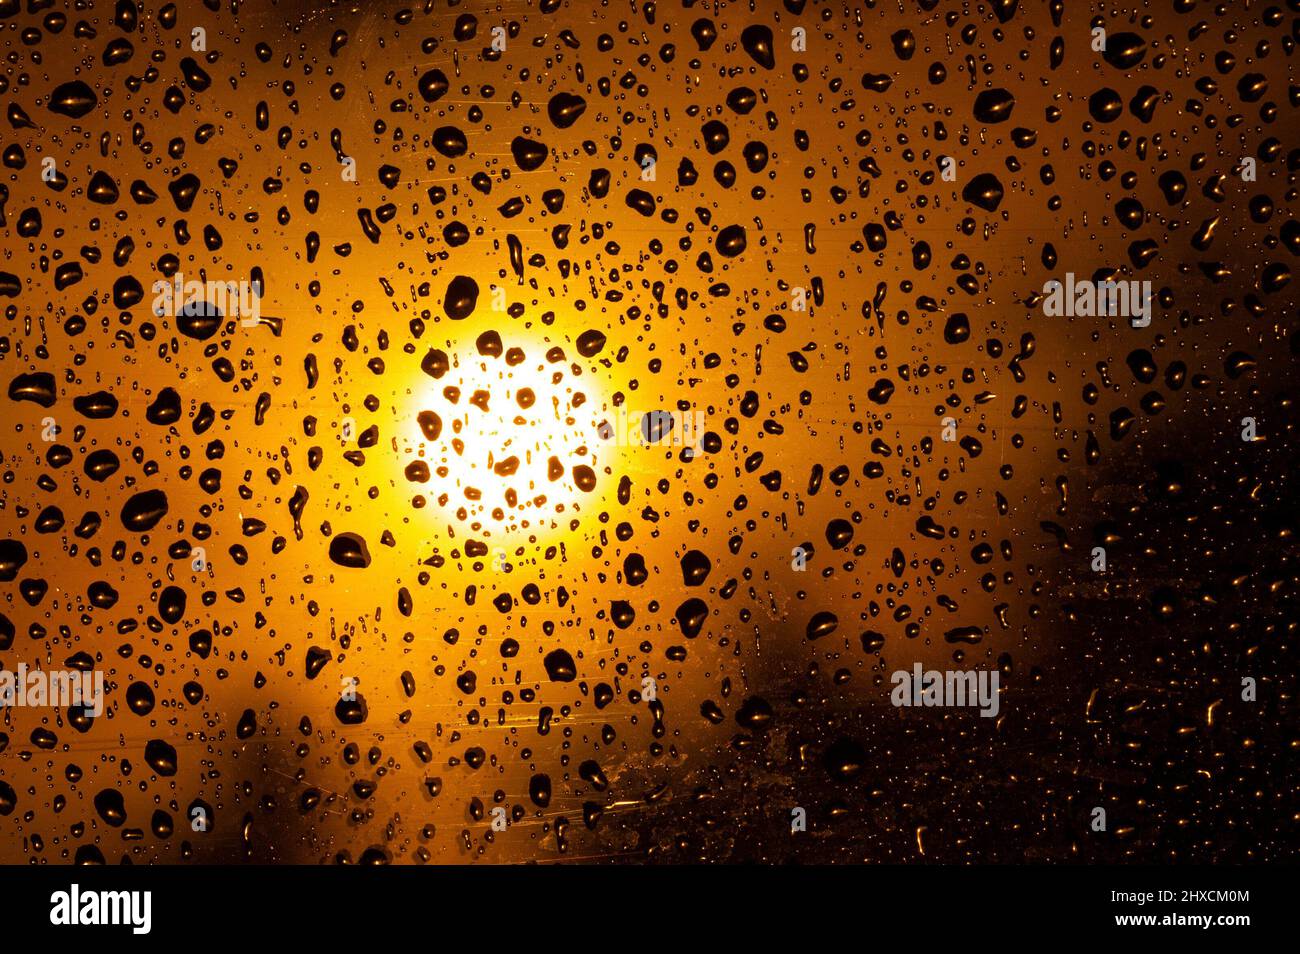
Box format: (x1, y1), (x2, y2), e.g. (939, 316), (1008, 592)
(401, 336), (605, 535)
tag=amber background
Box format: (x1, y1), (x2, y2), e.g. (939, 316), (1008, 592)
(0, 0), (1294, 863)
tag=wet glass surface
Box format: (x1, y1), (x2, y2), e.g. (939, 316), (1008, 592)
(0, 0), (1294, 864)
